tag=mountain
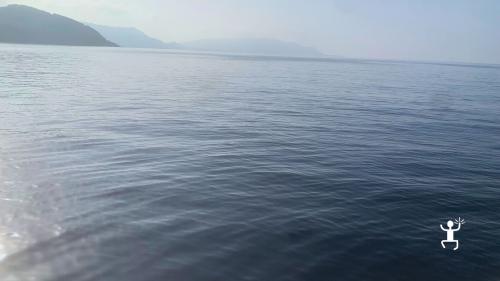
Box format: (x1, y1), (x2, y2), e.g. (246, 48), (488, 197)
(88, 23), (180, 49)
(182, 38), (324, 57)
(0, 5), (116, 47)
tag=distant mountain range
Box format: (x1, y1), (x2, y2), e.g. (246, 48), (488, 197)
(182, 38), (324, 57)
(0, 5), (116, 47)
(87, 23), (181, 49)
(0, 4), (325, 57)
(88, 24), (324, 57)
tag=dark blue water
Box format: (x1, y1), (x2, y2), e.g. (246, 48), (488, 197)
(0, 44), (499, 281)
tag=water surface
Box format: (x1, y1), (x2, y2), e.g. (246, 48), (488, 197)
(1, 44), (500, 281)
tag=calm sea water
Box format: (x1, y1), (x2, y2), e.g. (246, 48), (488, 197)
(0, 44), (499, 281)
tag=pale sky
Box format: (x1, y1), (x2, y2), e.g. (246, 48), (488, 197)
(1, 0), (499, 64)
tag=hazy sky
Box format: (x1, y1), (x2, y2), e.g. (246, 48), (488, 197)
(1, 0), (499, 64)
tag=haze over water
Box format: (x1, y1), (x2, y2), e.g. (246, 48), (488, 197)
(0, 44), (500, 280)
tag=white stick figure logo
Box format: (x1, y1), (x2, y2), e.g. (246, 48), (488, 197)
(441, 217), (465, 250)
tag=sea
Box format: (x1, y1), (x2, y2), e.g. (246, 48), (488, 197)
(0, 44), (499, 281)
